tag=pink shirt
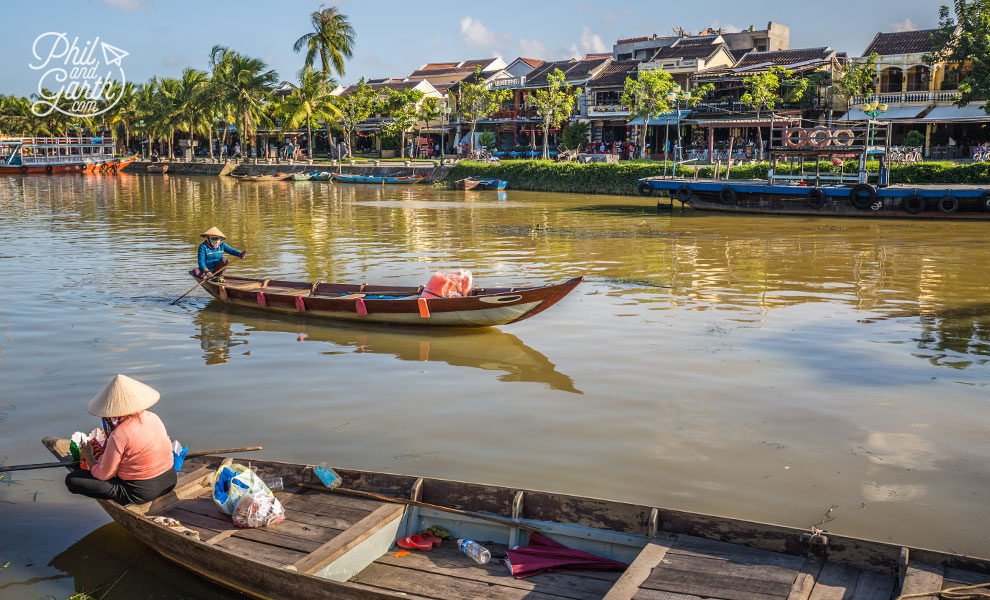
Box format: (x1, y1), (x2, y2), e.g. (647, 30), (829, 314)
(91, 411), (174, 481)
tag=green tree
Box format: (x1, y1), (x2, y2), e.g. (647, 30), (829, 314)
(176, 68), (210, 160)
(456, 67), (510, 154)
(740, 67), (802, 158)
(927, 0), (990, 114)
(209, 47), (278, 159)
(379, 88), (424, 158)
(561, 121), (590, 150)
(414, 97), (440, 155)
(293, 5), (355, 80)
(834, 53), (878, 107)
(276, 65), (341, 159)
(477, 131), (496, 149)
(335, 79), (376, 157)
(527, 68), (575, 160)
(621, 68), (675, 159)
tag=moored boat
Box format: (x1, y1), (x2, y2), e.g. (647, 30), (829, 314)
(0, 137), (137, 174)
(191, 274), (583, 327)
(455, 178), (483, 190)
(292, 173), (312, 181)
(147, 164), (169, 174)
(332, 172), (427, 184)
(638, 122), (990, 219)
(41, 437), (990, 600)
(478, 178), (508, 190)
(310, 171), (333, 181)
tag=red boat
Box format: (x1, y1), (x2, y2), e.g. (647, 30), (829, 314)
(0, 137), (137, 174)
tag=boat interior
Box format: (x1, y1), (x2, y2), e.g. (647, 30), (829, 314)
(217, 276), (536, 298)
(43, 440), (990, 600)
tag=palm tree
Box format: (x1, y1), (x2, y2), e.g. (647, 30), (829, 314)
(106, 82), (139, 153)
(209, 49), (278, 159)
(135, 80), (158, 157)
(275, 65), (340, 158)
(293, 5), (354, 80)
(176, 68), (210, 160)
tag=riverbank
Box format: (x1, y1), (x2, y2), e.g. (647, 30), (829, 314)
(440, 160), (990, 196)
(124, 160), (452, 183)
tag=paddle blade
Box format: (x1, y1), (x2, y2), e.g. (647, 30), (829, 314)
(314, 463), (341, 490)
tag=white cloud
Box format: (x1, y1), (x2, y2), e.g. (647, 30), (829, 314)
(162, 55), (185, 67)
(711, 20), (740, 34)
(519, 38), (549, 59)
(568, 26), (608, 59)
(892, 18), (918, 32)
(94, 0), (146, 11)
(458, 16), (496, 47)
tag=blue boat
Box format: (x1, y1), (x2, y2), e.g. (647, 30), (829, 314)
(310, 172), (332, 181)
(638, 121), (990, 219)
(477, 178), (508, 190)
(332, 173), (427, 184)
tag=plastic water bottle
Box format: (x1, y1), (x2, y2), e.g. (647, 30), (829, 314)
(456, 539), (491, 565)
(262, 477), (284, 493)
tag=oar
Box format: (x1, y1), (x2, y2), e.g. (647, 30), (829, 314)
(1, 445), (263, 473)
(170, 255), (241, 305)
(297, 482), (544, 533)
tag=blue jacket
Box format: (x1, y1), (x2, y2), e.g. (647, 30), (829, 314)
(198, 241), (242, 272)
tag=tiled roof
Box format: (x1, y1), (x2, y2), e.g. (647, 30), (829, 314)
(407, 66), (475, 78)
(733, 47), (834, 69)
(421, 63), (458, 70)
(461, 58), (497, 69)
(616, 35), (677, 46)
(518, 57), (544, 68)
(862, 29), (939, 56)
(588, 59), (639, 88)
(730, 48), (753, 62)
(336, 81), (424, 96)
(525, 59), (578, 84)
(583, 53), (612, 61)
(653, 39), (723, 61)
(562, 57), (609, 80)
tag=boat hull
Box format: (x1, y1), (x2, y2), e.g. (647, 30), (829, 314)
(640, 179), (990, 219)
(332, 173), (427, 184)
(195, 275), (583, 327)
(0, 154), (138, 174)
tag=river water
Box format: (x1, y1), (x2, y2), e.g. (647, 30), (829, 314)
(0, 174), (988, 598)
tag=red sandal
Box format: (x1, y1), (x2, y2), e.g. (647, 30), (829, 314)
(419, 532), (443, 548)
(396, 535), (432, 551)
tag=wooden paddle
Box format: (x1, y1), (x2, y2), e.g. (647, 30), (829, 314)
(297, 482), (544, 533)
(170, 255), (241, 305)
(1, 446), (263, 473)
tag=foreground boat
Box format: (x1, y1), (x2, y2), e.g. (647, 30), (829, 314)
(0, 137), (137, 174)
(192, 274), (583, 327)
(639, 122), (990, 219)
(332, 172), (427, 184)
(42, 437), (990, 600)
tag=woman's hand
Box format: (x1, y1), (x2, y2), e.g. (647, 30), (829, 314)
(80, 442), (97, 468)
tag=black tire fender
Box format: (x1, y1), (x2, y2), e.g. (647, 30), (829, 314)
(719, 186), (737, 205)
(638, 182), (654, 196)
(807, 188), (826, 210)
(675, 184), (693, 203)
(904, 194), (925, 214)
(937, 195), (958, 214)
(849, 183), (876, 210)
(46, 165), (53, 173)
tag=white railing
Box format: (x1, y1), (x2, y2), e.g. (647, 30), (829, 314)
(22, 155), (110, 165)
(588, 105), (630, 115)
(852, 90), (962, 105)
(491, 77), (523, 88)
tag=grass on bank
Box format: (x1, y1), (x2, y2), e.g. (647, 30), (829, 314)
(440, 160), (990, 196)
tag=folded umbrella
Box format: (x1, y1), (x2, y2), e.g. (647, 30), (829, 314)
(504, 533), (628, 578)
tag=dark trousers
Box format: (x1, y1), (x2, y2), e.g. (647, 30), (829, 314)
(193, 256), (228, 279)
(65, 468), (177, 505)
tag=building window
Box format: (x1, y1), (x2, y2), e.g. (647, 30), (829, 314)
(906, 66), (930, 92)
(880, 67), (903, 93)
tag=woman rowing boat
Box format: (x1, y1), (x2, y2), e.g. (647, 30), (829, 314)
(194, 226), (246, 283)
(64, 374), (177, 505)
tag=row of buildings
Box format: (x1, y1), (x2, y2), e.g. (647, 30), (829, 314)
(329, 22), (988, 160)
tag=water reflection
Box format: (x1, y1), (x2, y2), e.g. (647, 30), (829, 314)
(193, 303), (581, 393)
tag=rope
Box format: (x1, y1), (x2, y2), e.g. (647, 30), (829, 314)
(897, 583), (990, 600)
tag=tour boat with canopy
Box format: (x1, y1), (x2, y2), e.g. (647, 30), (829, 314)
(0, 137), (137, 174)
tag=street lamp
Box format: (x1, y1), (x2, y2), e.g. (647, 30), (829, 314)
(439, 100), (450, 166)
(672, 90), (691, 175)
(663, 91), (677, 177)
(137, 120), (145, 157)
(863, 100), (888, 146)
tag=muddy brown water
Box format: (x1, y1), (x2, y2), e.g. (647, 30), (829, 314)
(0, 174), (988, 598)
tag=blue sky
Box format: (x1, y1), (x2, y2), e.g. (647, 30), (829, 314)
(3, 0), (945, 96)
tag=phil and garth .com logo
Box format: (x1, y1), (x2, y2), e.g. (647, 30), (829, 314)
(29, 32), (129, 118)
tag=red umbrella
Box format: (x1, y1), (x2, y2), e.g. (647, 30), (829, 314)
(504, 533), (628, 578)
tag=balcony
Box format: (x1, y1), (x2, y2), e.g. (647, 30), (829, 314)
(852, 90), (962, 105)
(588, 104), (630, 116)
(490, 76), (523, 89)
(487, 108), (538, 120)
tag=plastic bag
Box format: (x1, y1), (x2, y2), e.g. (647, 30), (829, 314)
(210, 463), (273, 515)
(172, 440), (188, 472)
(70, 428), (108, 468)
(422, 270), (473, 299)
(231, 493), (285, 528)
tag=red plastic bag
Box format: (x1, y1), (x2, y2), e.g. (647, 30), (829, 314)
(422, 270), (473, 298)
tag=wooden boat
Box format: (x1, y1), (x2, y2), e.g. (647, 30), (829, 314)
(455, 178), (483, 190)
(478, 178), (508, 190)
(147, 164), (169, 174)
(639, 122), (990, 219)
(233, 174), (291, 182)
(42, 437), (990, 600)
(192, 274), (583, 327)
(0, 137), (138, 174)
(310, 172), (333, 181)
(332, 172), (427, 184)
(292, 173), (312, 181)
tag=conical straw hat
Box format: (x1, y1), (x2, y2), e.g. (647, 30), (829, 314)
(87, 374), (161, 417)
(201, 226), (226, 239)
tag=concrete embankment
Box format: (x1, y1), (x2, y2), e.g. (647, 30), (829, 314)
(123, 160), (451, 183)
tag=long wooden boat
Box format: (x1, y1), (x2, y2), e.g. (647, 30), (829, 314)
(233, 174), (292, 182)
(292, 173), (313, 181)
(639, 122), (990, 219)
(42, 437), (990, 600)
(0, 137), (137, 174)
(478, 178), (508, 190)
(332, 173), (427, 184)
(310, 172), (333, 181)
(192, 274), (582, 327)
(147, 164), (169, 174)
(455, 178), (483, 190)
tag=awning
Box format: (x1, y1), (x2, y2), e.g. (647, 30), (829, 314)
(923, 104), (990, 122)
(839, 107), (925, 121)
(627, 110), (691, 126)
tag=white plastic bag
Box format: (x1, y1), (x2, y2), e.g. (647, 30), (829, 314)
(210, 463), (272, 515)
(231, 493), (286, 528)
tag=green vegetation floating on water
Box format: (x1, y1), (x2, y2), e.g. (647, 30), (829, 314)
(442, 160), (990, 196)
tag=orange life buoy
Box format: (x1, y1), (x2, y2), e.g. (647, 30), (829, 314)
(832, 129), (855, 147)
(784, 128), (806, 148)
(807, 126), (831, 148)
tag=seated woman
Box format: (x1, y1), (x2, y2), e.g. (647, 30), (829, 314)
(65, 374), (177, 505)
(193, 226), (246, 282)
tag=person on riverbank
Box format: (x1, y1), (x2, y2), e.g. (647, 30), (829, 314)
(64, 374), (177, 505)
(193, 227), (246, 283)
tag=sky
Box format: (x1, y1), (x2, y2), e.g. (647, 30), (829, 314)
(1, 0), (947, 96)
